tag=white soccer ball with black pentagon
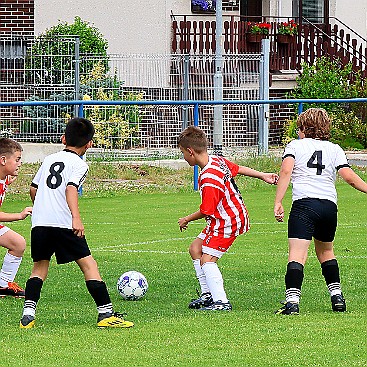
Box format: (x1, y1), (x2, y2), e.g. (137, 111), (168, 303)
(117, 271), (148, 300)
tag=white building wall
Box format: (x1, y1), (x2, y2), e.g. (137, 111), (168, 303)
(35, 0), (367, 54)
(35, 0), (190, 54)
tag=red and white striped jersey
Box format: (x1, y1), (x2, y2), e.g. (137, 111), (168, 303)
(199, 155), (250, 238)
(0, 176), (11, 207)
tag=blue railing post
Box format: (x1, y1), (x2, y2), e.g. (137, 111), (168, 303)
(78, 102), (84, 196)
(193, 103), (199, 191)
(78, 103), (84, 118)
(298, 102), (303, 115)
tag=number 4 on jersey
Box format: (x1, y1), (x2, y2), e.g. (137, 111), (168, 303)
(307, 150), (325, 175)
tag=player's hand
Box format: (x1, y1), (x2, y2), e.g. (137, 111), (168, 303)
(274, 203), (284, 222)
(263, 173), (279, 185)
(178, 217), (189, 231)
(72, 217), (85, 237)
(20, 206), (32, 219)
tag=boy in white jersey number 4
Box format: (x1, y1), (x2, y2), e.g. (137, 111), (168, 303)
(274, 108), (367, 315)
(0, 138), (32, 298)
(20, 118), (133, 328)
(178, 126), (278, 311)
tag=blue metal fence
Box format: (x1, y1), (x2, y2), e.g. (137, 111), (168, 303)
(1, 97), (367, 190)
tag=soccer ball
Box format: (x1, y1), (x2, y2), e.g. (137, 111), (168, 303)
(117, 271), (148, 300)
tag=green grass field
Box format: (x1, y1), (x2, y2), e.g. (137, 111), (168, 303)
(1, 163), (367, 366)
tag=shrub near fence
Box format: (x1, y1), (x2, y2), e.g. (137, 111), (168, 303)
(2, 97), (367, 160)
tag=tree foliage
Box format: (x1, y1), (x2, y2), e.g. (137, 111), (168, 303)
(27, 16), (108, 84)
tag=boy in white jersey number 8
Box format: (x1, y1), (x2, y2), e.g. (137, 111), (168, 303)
(178, 126), (278, 311)
(20, 118), (133, 328)
(274, 108), (367, 315)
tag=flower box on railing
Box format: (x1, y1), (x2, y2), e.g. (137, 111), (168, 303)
(276, 34), (296, 44)
(247, 33), (268, 43)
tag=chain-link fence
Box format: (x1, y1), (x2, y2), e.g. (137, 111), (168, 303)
(1, 36), (266, 159)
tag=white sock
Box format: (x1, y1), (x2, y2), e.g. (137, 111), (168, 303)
(0, 252), (22, 287)
(202, 262), (228, 303)
(285, 288), (301, 304)
(97, 303), (113, 315)
(327, 282), (342, 297)
(23, 300), (37, 318)
(193, 259), (210, 294)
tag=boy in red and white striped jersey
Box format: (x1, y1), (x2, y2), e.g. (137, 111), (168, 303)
(178, 126), (278, 310)
(0, 138), (32, 298)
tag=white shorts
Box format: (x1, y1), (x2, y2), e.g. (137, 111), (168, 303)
(0, 225), (10, 236)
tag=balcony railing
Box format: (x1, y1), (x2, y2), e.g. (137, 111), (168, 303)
(171, 15), (367, 78)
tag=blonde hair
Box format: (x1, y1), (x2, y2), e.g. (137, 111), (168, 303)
(178, 126), (208, 153)
(297, 108), (331, 140)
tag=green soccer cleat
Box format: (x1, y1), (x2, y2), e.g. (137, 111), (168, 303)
(20, 315), (35, 329)
(0, 282), (25, 298)
(97, 312), (134, 328)
(275, 301), (299, 315)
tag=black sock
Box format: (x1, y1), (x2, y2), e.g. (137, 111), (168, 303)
(23, 277), (43, 317)
(284, 261), (304, 303)
(86, 280), (112, 308)
(25, 277), (43, 303)
(321, 259), (342, 296)
(321, 259), (340, 285)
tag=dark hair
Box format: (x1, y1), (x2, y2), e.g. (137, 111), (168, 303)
(297, 108), (331, 140)
(0, 138), (22, 156)
(178, 126), (208, 153)
(64, 117), (95, 147)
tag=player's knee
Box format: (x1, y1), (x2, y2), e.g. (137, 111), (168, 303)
(13, 236), (26, 257)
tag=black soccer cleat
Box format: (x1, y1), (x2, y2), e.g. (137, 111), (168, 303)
(188, 292), (214, 309)
(199, 300), (232, 311)
(275, 301), (299, 315)
(331, 294), (346, 312)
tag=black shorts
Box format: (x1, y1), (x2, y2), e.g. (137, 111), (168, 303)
(31, 226), (91, 264)
(288, 198), (337, 242)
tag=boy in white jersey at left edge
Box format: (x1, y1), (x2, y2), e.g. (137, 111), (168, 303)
(178, 126), (278, 310)
(0, 138), (32, 298)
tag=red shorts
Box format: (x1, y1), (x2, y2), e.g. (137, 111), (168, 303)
(0, 224), (10, 236)
(198, 231), (236, 258)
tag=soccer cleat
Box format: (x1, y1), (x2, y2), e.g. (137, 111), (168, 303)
(331, 294), (346, 312)
(199, 300), (232, 311)
(188, 292), (214, 309)
(20, 315), (35, 329)
(97, 312), (134, 328)
(0, 282), (25, 298)
(275, 301), (299, 315)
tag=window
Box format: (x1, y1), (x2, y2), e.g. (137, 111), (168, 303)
(191, 1), (239, 14)
(292, 0), (325, 23)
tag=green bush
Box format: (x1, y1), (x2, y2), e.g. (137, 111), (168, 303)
(330, 111), (367, 149)
(27, 16), (108, 85)
(82, 62), (143, 149)
(289, 57), (354, 113)
(282, 112), (367, 149)
(283, 56), (367, 149)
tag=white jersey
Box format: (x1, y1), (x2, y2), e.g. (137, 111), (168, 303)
(283, 138), (349, 204)
(31, 149), (88, 229)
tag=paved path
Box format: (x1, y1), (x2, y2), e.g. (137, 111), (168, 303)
(346, 151), (367, 166)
